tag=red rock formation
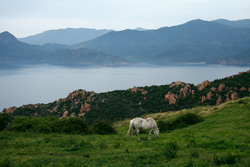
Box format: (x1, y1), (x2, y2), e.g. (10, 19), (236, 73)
(129, 86), (144, 93)
(61, 110), (68, 118)
(231, 92), (239, 101)
(70, 113), (76, 117)
(197, 81), (210, 91)
(179, 85), (192, 97)
(34, 104), (40, 109)
(201, 96), (206, 103)
(206, 92), (213, 100)
(142, 91), (148, 95)
(34, 111), (38, 117)
(165, 92), (178, 104)
(218, 84), (225, 92)
(5, 107), (16, 114)
(78, 112), (85, 117)
(170, 81), (183, 88)
(68, 90), (87, 100)
(211, 87), (216, 91)
(240, 87), (247, 91)
(238, 72), (244, 75)
(216, 96), (223, 104)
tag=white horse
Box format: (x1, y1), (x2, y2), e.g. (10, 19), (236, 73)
(127, 117), (159, 141)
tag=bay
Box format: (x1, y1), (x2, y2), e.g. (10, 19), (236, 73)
(0, 63), (249, 111)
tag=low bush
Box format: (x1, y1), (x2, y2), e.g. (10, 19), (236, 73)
(92, 120), (116, 135)
(8, 116), (33, 132)
(162, 141), (179, 160)
(57, 117), (90, 134)
(213, 153), (239, 165)
(158, 113), (204, 132)
(8, 116), (90, 134)
(0, 113), (12, 131)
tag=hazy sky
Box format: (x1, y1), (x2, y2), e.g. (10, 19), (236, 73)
(0, 0), (249, 37)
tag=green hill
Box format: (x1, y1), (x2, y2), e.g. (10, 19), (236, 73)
(4, 69), (250, 125)
(1, 97), (250, 166)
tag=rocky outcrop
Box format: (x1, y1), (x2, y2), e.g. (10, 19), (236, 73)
(165, 83), (194, 104)
(170, 81), (183, 88)
(216, 96), (223, 104)
(211, 87), (217, 91)
(218, 84), (226, 92)
(61, 110), (68, 118)
(231, 92), (239, 101)
(206, 92), (213, 100)
(201, 96), (206, 103)
(5, 107), (17, 114)
(197, 81), (210, 91)
(129, 86), (144, 93)
(240, 87), (247, 91)
(165, 92), (179, 104)
(180, 85), (193, 97)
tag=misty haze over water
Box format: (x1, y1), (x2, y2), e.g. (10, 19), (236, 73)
(0, 64), (250, 111)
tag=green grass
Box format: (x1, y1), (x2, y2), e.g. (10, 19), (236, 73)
(1, 97), (250, 166)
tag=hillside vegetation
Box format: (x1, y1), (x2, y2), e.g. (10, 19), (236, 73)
(5, 70), (250, 125)
(1, 97), (250, 166)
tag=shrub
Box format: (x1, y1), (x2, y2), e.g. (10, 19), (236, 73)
(173, 113), (204, 128)
(0, 113), (12, 131)
(8, 116), (90, 134)
(57, 117), (90, 134)
(213, 153), (239, 165)
(162, 141), (179, 160)
(158, 113), (204, 132)
(9, 116), (33, 132)
(0, 157), (11, 167)
(92, 120), (116, 135)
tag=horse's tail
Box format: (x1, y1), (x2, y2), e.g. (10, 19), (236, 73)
(127, 120), (133, 138)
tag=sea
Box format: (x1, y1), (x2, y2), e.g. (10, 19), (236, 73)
(0, 63), (249, 111)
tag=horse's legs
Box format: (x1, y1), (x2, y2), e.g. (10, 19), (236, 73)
(148, 129), (152, 141)
(136, 129), (140, 141)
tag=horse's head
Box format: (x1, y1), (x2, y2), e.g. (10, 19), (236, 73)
(153, 127), (160, 138)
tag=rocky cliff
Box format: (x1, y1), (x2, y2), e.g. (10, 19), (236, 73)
(4, 70), (250, 124)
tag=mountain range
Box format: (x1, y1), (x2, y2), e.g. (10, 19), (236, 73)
(0, 31), (128, 66)
(18, 28), (112, 45)
(1, 19), (250, 65)
(213, 19), (250, 29)
(74, 19), (250, 64)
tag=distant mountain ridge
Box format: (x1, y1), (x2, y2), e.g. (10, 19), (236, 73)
(18, 28), (112, 45)
(74, 19), (250, 64)
(0, 31), (129, 66)
(213, 19), (250, 29)
(2, 18), (250, 65)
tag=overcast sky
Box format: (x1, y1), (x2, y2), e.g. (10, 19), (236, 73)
(0, 0), (249, 37)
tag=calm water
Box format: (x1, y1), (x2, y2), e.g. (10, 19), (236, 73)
(0, 64), (249, 111)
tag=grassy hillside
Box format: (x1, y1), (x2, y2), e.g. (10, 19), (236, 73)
(1, 97), (250, 166)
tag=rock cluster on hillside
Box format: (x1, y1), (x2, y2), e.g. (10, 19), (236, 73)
(3, 70), (250, 124)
